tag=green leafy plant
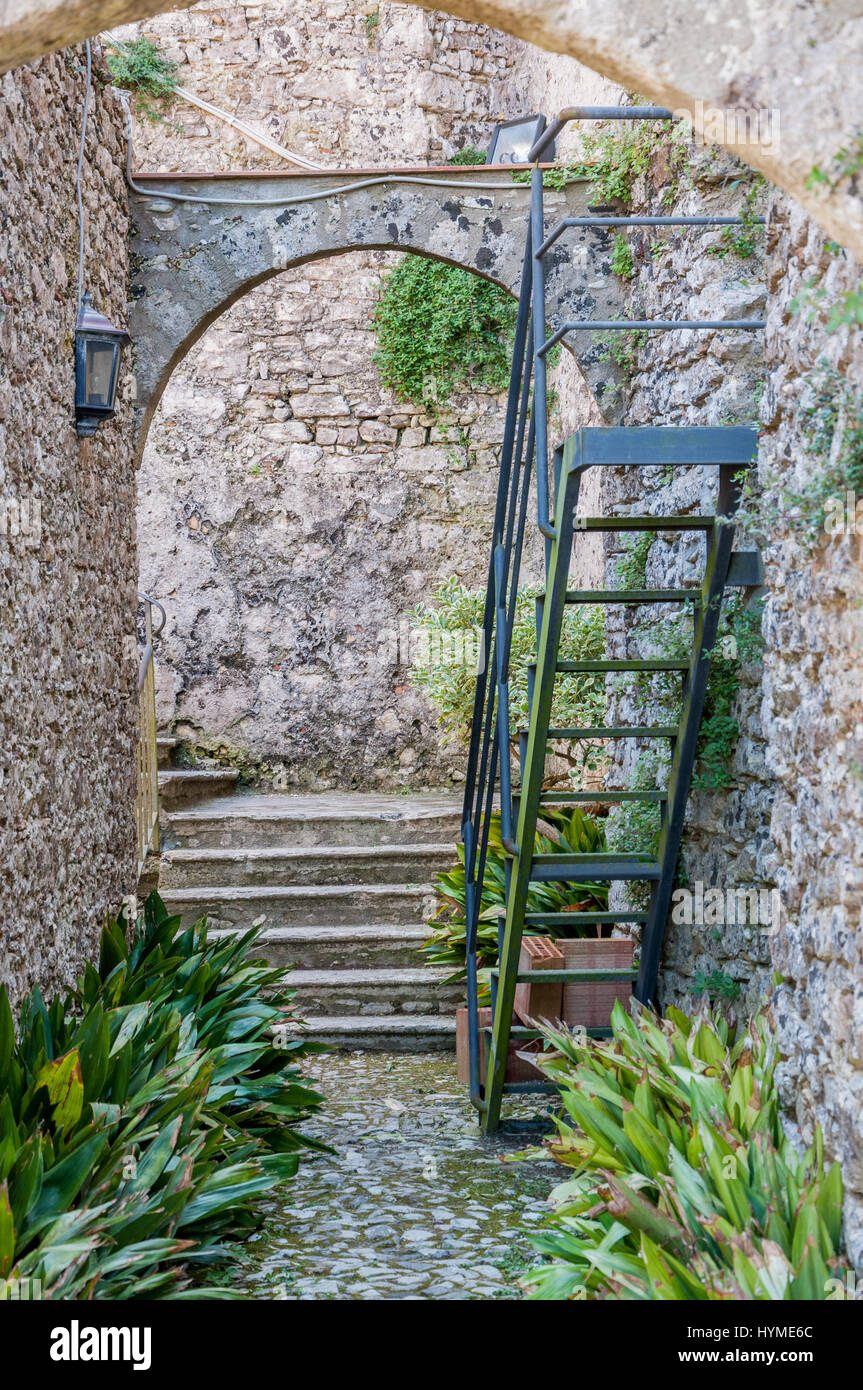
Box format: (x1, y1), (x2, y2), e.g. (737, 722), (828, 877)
(371, 257), (516, 413)
(610, 233), (635, 280)
(423, 809), (610, 987)
(736, 364), (863, 550)
(692, 968), (742, 1002)
(448, 146), (487, 166)
(706, 176), (765, 260)
(517, 117), (689, 205)
(363, 9), (379, 42)
(105, 37), (178, 123)
(521, 1002), (848, 1300)
(408, 580), (606, 778)
(0, 893), (324, 1299)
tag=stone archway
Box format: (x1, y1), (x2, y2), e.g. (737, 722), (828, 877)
(129, 166), (628, 449)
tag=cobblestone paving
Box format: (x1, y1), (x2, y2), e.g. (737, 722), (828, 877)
(237, 1051), (559, 1300)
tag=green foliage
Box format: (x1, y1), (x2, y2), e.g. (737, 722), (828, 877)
(448, 146), (487, 166)
(610, 233), (635, 280)
(614, 531), (652, 588)
(737, 364), (863, 550)
(408, 579), (606, 763)
(594, 325), (648, 383)
(423, 809), (609, 987)
(692, 595), (763, 789)
(0, 893), (323, 1299)
(371, 257), (517, 412)
(706, 177), (765, 260)
(521, 1003), (848, 1300)
(605, 752), (663, 861)
(363, 9), (379, 41)
(692, 968), (742, 1002)
(105, 38), (178, 123)
(807, 131), (863, 194)
(520, 118), (687, 205)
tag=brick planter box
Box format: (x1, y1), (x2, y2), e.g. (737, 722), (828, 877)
(561, 937), (634, 1030)
(456, 1006), (545, 1085)
(513, 935), (565, 1026)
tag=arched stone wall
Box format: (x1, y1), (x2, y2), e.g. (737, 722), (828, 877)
(129, 168), (629, 446)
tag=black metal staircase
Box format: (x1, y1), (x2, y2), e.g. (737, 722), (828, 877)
(461, 109), (763, 1133)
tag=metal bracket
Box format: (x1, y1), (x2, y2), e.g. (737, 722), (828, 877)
(726, 549), (765, 587)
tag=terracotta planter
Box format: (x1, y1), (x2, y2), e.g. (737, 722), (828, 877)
(513, 934), (565, 1026)
(456, 1006), (545, 1085)
(560, 937), (634, 1030)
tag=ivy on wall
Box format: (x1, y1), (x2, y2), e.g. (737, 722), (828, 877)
(371, 256), (517, 413)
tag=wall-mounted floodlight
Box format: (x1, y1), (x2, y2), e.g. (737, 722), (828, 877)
(486, 114), (553, 165)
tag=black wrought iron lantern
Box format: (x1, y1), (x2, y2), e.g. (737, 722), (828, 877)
(74, 292), (130, 437)
(486, 114), (553, 165)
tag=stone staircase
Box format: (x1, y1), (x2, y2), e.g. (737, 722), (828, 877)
(157, 736), (240, 804)
(156, 783), (462, 1050)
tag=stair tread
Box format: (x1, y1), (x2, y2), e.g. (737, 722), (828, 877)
(294, 1015), (457, 1034)
(288, 968), (451, 985)
(522, 725), (678, 738)
(159, 769), (239, 784)
(515, 790), (666, 803)
(529, 853), (661, 881)
(208, 923), (430, 939)
(163, 843), (452, 862)
(165, 791), (462, 821)
(161, 883), (433, 899)
(530, 658), (690, 672)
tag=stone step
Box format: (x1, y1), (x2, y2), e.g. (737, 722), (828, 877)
(159, 769), (240, 805)
(287, 1013), (457, 1052)
(159, 842), (453, 889)
(287, 967), (461, 1017)
(157, 737), (178, 770)
(160, 882), (436, 928)
(164, 791), (462, 849)
(208, 923), (430, 971)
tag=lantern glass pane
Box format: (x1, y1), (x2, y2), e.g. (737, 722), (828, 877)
(85, 338), (117, 408)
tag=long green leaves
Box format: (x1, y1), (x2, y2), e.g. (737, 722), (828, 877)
(0, 892), (324, 1299)
(522, 1003), (849, 1301)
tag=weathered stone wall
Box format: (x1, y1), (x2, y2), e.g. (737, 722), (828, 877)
(0, 47), (138, 1008)
(757, 199), (863, 1265)
(131, 0), (539, 789)
(139, 249), (524, 789)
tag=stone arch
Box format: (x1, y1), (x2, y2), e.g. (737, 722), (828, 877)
(135, 238), (552, 788)
(129, 169), (627, 453)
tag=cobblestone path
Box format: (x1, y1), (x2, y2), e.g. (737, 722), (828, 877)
(237, 1051), (558, 1300)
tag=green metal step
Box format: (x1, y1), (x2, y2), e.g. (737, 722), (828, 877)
(563, 588), (701, 604)
(481, 1025), (613, 1039)
(537, 725), (679, 739)
(530, 658), (690, 673)
(575, 515), (716, 531)
(529, 853), (661, 881)
(518, 910), (649, 927)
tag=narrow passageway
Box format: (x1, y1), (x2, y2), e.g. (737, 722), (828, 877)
(236, 1052), (556, 1301)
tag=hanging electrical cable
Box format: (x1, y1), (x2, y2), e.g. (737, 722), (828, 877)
(75, 37), (92, 310)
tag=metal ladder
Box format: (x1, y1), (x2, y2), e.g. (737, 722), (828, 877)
(460, 108), (764, 1133)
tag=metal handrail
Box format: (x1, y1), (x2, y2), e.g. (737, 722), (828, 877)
(461, 104), (767, 1121)
(136, 592), (164, 877)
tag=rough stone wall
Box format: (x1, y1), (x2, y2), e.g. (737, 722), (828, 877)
(131, 0), (537, 789)
(139, 250), (521, 789)
(757, 198), (863, 1265)
(0, 48), (137, 1008)
(122, 1), (520, 168)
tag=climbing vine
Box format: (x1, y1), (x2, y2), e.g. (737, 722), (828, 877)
(371, 257), (517, 412)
